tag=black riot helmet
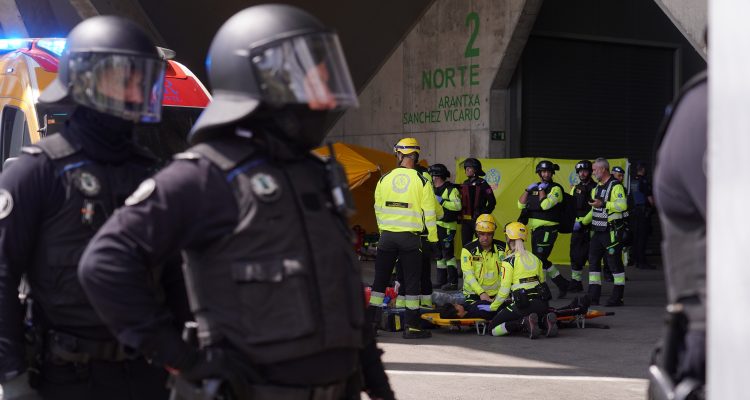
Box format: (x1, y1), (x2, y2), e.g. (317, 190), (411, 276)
(535, 160), (559, 174)
(189, 4), (359, 145)
(462, 158), (485, 177)
(39, 16), (165, 123)
(575, 160), (593, 173)
(428, 163), (450, 179)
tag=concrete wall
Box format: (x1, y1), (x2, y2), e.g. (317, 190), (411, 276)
(654, 0), (707, 58)
(329, 0), (541, 170)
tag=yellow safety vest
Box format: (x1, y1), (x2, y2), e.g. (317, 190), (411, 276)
(491, 251), (545, 310)
(460, 240), (507, 298)
(374, 167), (438, 242)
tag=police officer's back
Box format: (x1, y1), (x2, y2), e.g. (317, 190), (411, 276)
(0, 17), (187, 400)
(79, 5), (393, 399)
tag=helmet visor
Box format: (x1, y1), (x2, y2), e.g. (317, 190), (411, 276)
(69, 53), (165, 123)
(251, 33), (359, 111)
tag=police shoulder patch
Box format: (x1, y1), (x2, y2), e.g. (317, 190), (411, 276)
(173, 151), (201, 161)
(249, 172), (281, 202)
(0, 189), (13, 219)
(20, 146), (42, 155)
(125, 178), (156, 206)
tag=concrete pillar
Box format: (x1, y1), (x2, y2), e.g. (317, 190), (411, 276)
(0, 0), (29, 37)
(329, 0), (540, 170)
(653, 0), (707, 58)
(708, 0), (750, 398)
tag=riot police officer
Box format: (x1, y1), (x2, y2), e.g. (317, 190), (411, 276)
(569, 160), (597, 293)
(518, 160), (570, 298)
(428, 163), (461, 290)
(79, 5), (393, 399)
(459, 158), (496, 247)
(0, 17), (189, 399)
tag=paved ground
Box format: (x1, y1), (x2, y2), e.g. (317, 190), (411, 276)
(362, 261), (666, 400)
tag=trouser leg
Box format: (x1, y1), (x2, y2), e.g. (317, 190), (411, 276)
(434, 227), (448, 288)
(569, 230), (589, 292)
(419, 237), (433, 308)
(605, 228), (625, 306)
(533, 226), (568, 296)
(632, 207), (649, 266)
(587, 231), (606, 304)
(370, 233), (400, 308)
(461, 219), (475, 248)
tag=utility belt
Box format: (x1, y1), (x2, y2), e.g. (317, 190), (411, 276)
(170, 374), (350, 400)
(45, 330), (131, 364)
(511, 282), (552, 308)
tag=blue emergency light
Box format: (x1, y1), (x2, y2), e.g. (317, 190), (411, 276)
(0, 39), (31, 52)
(36, 38), (66, 57)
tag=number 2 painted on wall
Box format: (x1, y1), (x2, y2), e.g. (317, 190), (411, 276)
(465, 12), (480, 58)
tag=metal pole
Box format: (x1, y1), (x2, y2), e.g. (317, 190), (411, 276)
(708, 0), (750, 398)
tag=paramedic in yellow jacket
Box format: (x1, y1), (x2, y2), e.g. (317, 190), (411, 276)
(460, 214), (506, 305)
(583, 158), (629, 306)
(488, 222), (558, 339)
(430, 163), (462, 290)
(368, 137), (438, 339)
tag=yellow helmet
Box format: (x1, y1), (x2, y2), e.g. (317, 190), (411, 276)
(505, 221), (528, 241)
(394, 138), (421, 155)
(475, 214), (497, 233)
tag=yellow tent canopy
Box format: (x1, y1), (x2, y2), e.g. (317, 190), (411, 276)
(313, 142), (429, 233)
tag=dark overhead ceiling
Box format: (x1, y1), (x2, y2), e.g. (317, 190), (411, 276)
(9, 0), (433, 91)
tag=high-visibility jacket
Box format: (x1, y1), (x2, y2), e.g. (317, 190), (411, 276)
(375, 167), (438, 242)
(490, 251), (545, 311)
(460, 239), (507, 298)
(435, 182), (461, 230)
(582, 176), (628, 229)
(517, 182), (563, 230)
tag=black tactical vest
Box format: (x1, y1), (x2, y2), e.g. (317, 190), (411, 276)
(573, 180), (597, 218)
(180, 138), (364, 365)
(526, 181), (563, 222)
(27, 133), (157, 335)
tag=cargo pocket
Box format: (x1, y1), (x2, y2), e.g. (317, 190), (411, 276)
(232, 258), (317, 345)
(46, 249), (89, 310)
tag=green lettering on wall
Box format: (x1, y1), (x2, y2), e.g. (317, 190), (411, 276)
(464, 12), (480, 58)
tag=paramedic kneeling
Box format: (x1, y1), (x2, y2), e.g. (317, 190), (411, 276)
(488, 222), (558, 339)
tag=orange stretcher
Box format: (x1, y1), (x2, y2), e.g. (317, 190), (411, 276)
(421, 309), (616, 335)
(420, 313), (489, 335)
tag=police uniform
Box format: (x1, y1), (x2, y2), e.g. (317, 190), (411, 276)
(519, 162), (570, 298)
(460, 239), (507, 303)
(569, 176), (597, 292)
(652, 72), (707, 390)
(585, 176), (628, 306)
(79, 5), (394, 399)
(0, 114), (188, 400)
(0, 17), (190, 400)
(629, 170), (654, 269)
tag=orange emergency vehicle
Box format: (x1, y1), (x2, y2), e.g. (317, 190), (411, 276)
(0, 38), (210, 167)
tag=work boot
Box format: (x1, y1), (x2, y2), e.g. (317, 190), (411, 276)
(587, 284), (601, 306)
(544, 312), (558, 338)
(578, 294), (591, 314)
(402, 325), (432, 339)
(552, 275), (569, 299)
(521, 313), (541, 339)
(433, 268), (447, 288)
(441, 267), (458, 291)
(568, 279), (583, 293)
(605, 285), (625, 307)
